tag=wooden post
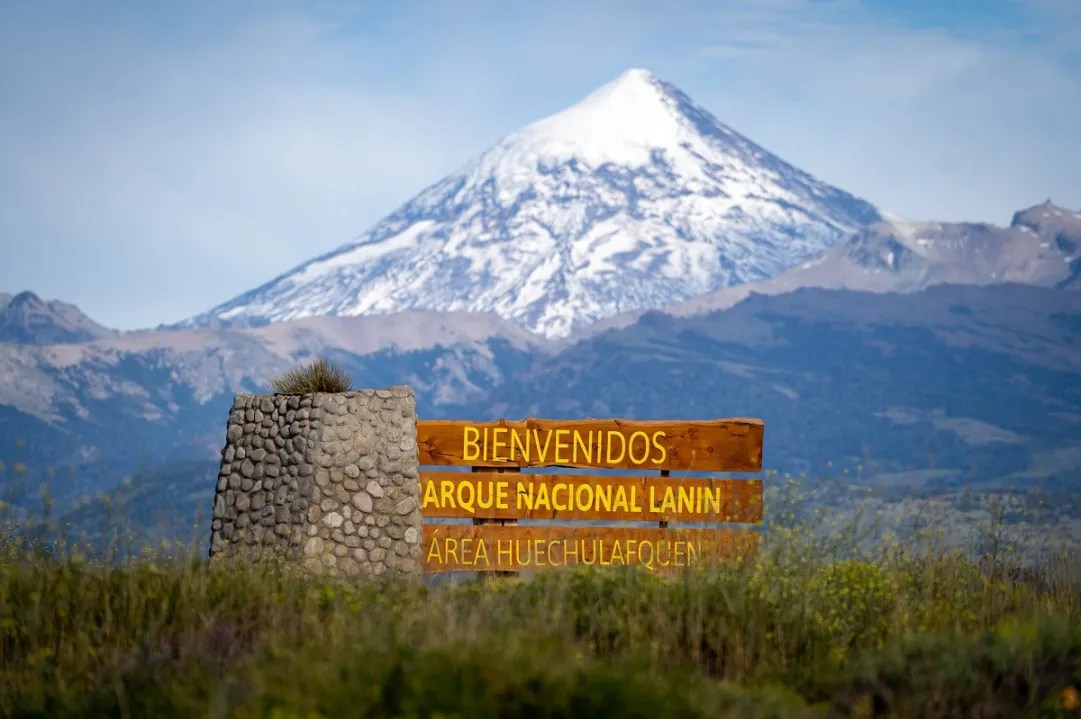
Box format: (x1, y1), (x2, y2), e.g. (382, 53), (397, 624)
(472, 465), (519, 577)
(658, 469), (670, 529)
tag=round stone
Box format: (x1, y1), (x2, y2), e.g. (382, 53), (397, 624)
(323, 511), (344, 528)
(404, 527), (419, 544)
(354, 434), (375, 454)
(365, 480), (385, 498)
(352, 492), (373, 513)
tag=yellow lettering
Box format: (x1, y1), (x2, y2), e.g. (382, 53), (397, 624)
(456, 481), (476, 514)
(575, 483), (594, 513)
(534, 482), (551, 511)
(552, 483), (569, 512)
(614, 485), (630, 512)
(651, 431), (667, 465)
(554, 429), (570, 464)
(510, 428), (530, 462)
(532, 429), (552, 463)
(581, 539), (597, 565)
(611, 540), (625, 565)
(476, 480), (494, 510)
(548, 540), (563, 566)
(628, 431), (650, 465)
(594, 484), (612, 514)
(639, 541), (655, 571)
(533, 538), (546, 566)
(497, 539), (513, 568)
(606, 431), (626, 465)
(496, 480), (509, 510)
(516, 481), (533, 510)
(657, 540), (671, 566)
(599, 540), (612, 566)
(649, 485), (661, 513)
(425, 536), (442, 563)
(462, 427), (481, 461)
(446, 537), (460, 566)
(440, 480), (454, 509)
(492, 427), (507, 462)
(422, 480), (439, 509)
(474, 538), (489, 566)
(660, 486), (676, 514)
(572, 430), (592, 464)
(678, 486), (694, 514)
(482, 427), (490, 461)
(564, 538), (580, 565)
(514, 538), (530, 566)
(630, 485), (642, 512)
(703, 486), (721, 516)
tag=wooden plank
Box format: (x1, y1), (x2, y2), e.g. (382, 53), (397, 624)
(420, 471), (763, 523)
(417, 418), (764, 472)
(422, 524), (759, 574)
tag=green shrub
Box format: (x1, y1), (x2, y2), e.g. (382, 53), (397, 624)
(267, 356), (354, 394)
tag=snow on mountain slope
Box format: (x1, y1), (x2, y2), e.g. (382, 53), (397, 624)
(183, 68), (881, 338)
(579, 201), (1081, 333)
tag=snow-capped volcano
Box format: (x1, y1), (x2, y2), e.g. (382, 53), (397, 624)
(185, 68), (881, 338)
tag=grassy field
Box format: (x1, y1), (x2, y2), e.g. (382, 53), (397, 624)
(1, 478), (1080, 718)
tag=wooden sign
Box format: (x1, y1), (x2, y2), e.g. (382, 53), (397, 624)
(421, 471), (763, 523)
(417, 418), (764, 472)
(417, 416), (766, 576)
(422, 524), (759, 573)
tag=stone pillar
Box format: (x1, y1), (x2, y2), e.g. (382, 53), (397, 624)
(209, 385), (422, 578)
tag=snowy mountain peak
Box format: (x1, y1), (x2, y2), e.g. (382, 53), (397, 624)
(485, 68), (696, 169)
(185, 69), (882, 338)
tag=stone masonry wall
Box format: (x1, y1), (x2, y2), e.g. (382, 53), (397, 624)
(209, 385), (422, 578)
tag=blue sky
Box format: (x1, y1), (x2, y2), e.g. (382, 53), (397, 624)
(1, 0), (1079, 329)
